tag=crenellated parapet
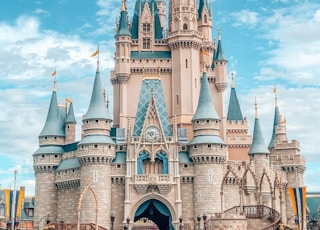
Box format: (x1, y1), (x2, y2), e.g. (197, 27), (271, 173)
(191, 155), (225, 164)
(273, 139), (300, 151)
(167, 39), (202, 49)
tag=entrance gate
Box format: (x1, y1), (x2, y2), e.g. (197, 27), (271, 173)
(134, 199), (174, 230)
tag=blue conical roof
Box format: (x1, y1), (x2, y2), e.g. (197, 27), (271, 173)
(215, 35), (227, 61)
(192, 72), (219, 121)
(268, 99), (280, 148)
(39, 91), (66, 137)
(84, 70), (112, 120)
(227, 87), (243, 121)
(248, 117), (269, 155)
(116, 6), (131, 36)
(65, 102), (77, 123)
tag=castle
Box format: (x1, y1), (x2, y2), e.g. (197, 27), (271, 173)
(33, 0), (306, 229)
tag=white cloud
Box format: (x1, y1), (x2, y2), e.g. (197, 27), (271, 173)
(232, 9), (258, 28)
(0, 13), (115, 194)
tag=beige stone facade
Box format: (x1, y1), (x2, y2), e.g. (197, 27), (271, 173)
(33, 0), (306, 229)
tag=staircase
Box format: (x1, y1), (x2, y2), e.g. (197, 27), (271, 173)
(247, 218), (274, 229)
(224, 205), (281, 230)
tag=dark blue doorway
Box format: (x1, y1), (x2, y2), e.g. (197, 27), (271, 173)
(134, 199), (174, 230)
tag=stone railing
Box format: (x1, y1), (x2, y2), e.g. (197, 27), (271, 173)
(224, 205), (281, 230)
(44, 223), (107, 230)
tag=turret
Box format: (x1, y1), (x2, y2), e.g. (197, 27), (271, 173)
(268, 89), (287, 149)
(189, 72), (226, 215)
(34, 78), (64, 227)
(156, 0), (166, 32)
(248, 98), (270, 177)
(65, 101), (77, 143)
(82, 63), (113, 137)
(197, 0), (212, 41)
(112, 0), (132, 128)
(227, 71), (243, 122)
(214, 28), (228, 93)
(78, 62), (115, 228)
(38, 78), (66, 146)
(226, 71), (251, 161)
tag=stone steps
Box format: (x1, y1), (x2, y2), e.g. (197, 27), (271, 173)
(247, 218), (272, 230)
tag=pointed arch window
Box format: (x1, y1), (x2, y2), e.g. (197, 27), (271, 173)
(204, 15), (207, 23)
(156, 151), (168, 174)
(183, 23), (188, 30)
(137, 152), (150, 174)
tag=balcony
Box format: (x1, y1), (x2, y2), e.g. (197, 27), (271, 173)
(134, 174), (173, 195)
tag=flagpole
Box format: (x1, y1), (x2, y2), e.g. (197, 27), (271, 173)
(295, 168), (302, 230)
(11, 170), (17, 230)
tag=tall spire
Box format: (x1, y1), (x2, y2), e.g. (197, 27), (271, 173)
(248, 98), (269, 155)
(192, 72), (219, 121)
(116, 0), (131, 36)
(84, 69), (112, 120)
(215, 28), (227, 61)
(65, 101), (77, 123)
(39, 81), (65, 137)
(227, 70), (243, 121)
(268, 87), (280, 148)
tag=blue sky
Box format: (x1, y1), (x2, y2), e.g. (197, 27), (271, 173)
(0, 0), (319, 196)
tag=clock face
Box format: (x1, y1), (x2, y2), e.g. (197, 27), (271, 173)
(145, 126), (160, 142)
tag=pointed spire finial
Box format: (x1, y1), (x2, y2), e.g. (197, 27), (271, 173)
(273, 86), (278, 107)
(231, 70), (235, 88)
(254, 97), (258, 118)
(51, 68), (57, 92)
(218, 27), (221, 40)
(121, 0), (126, 11)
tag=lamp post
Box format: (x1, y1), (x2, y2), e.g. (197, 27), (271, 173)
(197, 214), (201, 230)
(124, 217), (130, 230)
(38, 214), (52, 230)
(179, 216), (183, 230)
(110, 213), (115, 230)
(202, 213), (207, 230)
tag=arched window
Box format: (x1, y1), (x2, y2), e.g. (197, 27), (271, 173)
(137, 152), (149, 174)
(204, 14), (207, 23)
(185, 59), (188, 68)
(176, 94), (179, 105)
(183, 23), (188, 30)
(156, 151), (168, 174)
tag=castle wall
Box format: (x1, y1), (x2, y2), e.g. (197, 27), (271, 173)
(57, 187), (80, 223)
(79, 163), (112, 228)
(34, 172), (57, 226)
(193, 163), (223, 216)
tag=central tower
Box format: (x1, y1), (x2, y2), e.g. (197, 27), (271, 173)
(167, 0), (203, 134)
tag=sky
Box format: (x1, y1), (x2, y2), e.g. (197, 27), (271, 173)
(0, 0), (319, 196)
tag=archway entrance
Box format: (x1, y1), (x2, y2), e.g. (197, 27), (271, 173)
(134, 199), (174, 230)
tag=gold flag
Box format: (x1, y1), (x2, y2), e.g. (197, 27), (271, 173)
(52, 69), (56, 77)
(91, 49), (99, 57)
(273, 86), (277, 94)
